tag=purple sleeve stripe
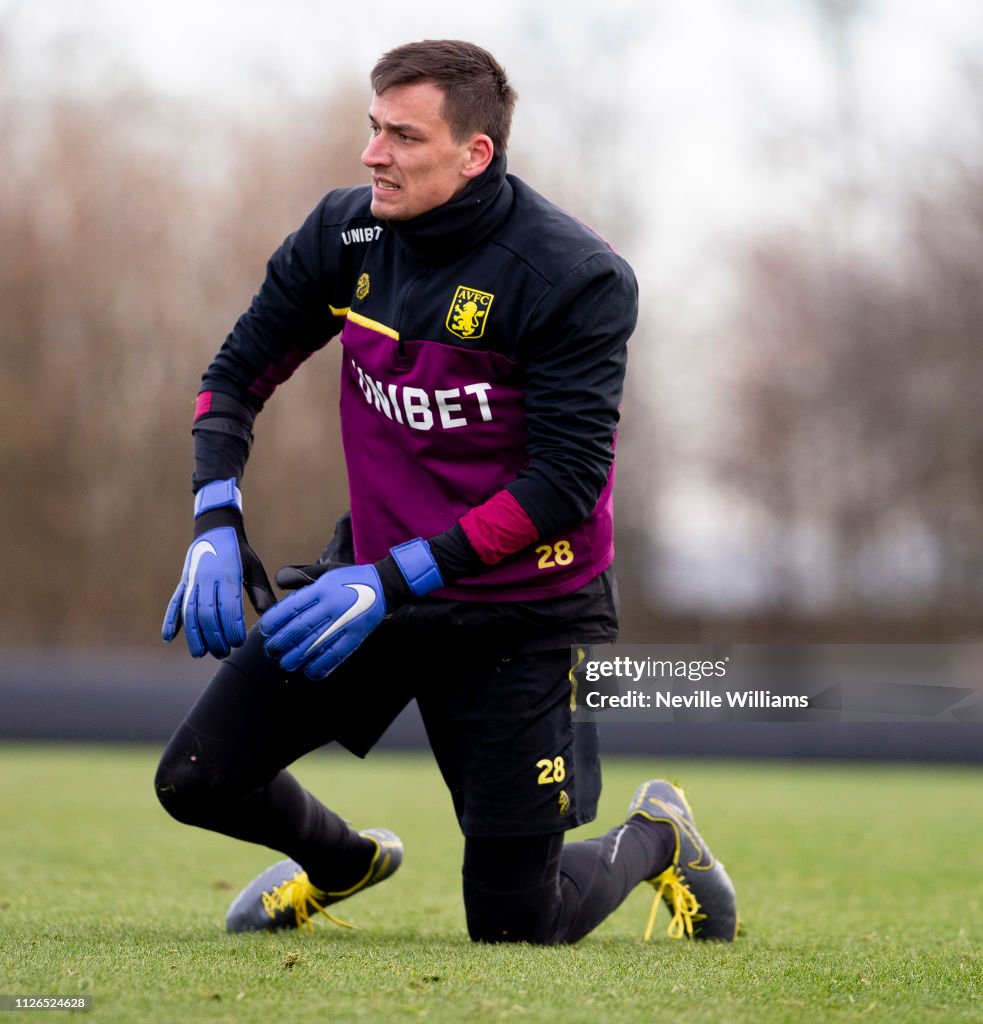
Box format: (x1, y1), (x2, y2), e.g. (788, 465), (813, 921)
(248, 349), (316, 401)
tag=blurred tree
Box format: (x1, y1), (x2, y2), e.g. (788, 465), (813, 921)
(0, 77), (368, 645)
(723, 93), (983, 624)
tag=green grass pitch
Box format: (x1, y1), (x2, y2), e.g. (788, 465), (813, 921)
(1, 744), (980, 1023)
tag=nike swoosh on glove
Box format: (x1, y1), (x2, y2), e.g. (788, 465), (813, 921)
(259, 564), (387, 680)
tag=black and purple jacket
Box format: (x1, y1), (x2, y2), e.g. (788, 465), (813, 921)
(193, 155), (637, 605)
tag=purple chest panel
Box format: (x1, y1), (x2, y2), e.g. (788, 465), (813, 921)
(339, 317), (614, 600)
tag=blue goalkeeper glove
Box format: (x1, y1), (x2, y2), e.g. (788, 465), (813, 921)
(162, 479), (276, 659)
(259, 537), (443, 681)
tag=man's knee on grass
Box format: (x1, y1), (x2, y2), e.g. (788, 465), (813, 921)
(463, 833), (566, 945)
(464, 876), (565, 945)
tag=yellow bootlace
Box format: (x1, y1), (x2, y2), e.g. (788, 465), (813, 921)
(644, 865), (706, 941)
(261, 872), (355, 933)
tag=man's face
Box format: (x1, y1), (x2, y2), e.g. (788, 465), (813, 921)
(362, 81), (482, 221)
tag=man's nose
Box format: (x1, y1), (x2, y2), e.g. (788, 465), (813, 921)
(361, 133), (390, 167)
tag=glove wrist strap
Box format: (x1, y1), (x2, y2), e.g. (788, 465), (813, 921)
(389, 538), (444, 597)
(194, 478), (242, 518)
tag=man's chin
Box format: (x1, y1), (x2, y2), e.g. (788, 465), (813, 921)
(370, 198), (409, 222)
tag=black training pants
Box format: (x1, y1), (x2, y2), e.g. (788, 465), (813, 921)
(155, 626), (663, 943)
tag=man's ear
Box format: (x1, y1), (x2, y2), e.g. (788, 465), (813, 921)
(461, 135), (494, 179)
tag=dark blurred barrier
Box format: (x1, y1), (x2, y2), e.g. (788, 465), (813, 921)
(0, 648), (428, 748)
(0, 648), (980, 761)
(594, 721), (982, 762)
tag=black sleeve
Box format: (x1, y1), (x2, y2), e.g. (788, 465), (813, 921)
(507, 251), (637, 537)
(191, 392), (258, 492)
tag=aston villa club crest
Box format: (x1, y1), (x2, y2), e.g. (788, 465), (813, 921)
(446, 285), (494, 340)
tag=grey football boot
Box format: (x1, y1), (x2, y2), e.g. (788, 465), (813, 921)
(627, 780), (738, 941)
(225, 827), (403, 933)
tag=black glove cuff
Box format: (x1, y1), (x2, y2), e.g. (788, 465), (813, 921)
(427, 523), (484, 582)
(374, 554), (414, 610)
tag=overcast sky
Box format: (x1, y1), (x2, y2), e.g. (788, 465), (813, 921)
(4, 0), (979, 240)
(4, 0), (980, 270)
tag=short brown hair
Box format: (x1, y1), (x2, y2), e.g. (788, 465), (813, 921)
(371, 40), (517, 153)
